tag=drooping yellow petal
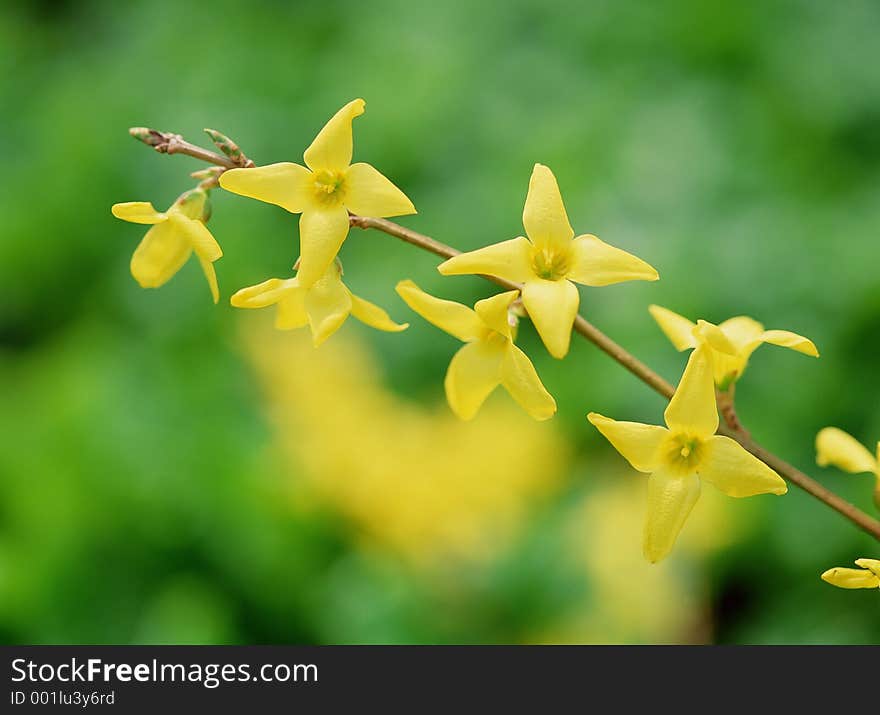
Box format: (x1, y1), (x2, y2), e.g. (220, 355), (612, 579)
(218, 163), (315, 214)
(444, 339), (505, 420)
(304, 268), (353, 347)
(344, 162), (416, 218)
(855, 558), (880, 577)
(521, 278), (580, 359)
(500, 344), (557, 420)
(438, 237), (534, 284)
(759, 329), (819, 357)
(816, 427), (877, 474)
(643, 469), (701, 563)
(717, 316), (764, 351)
(821, 566), (880, 589)
(303, 98), (365, 173)
(349, 293), (408, 333)
(694, 320), (738, 355)
(197, 255), (220, 304)
(297, 205), (350, 288)
(699, 435), (787, 496)
(587, 413), (667, 473)
(276, 291), (309, 330)
(663, 346), (718, 437)
(648, 305), (698, 352)
(522, 163), (574, 250)
(130, 222), (191, 289)
(395, 280), (486, 342)
(474, 290), (519, 339)
(169, 214), (223, 262)
(566, 234), (659, 287)
(230, 278), (296, 309)
(112, 202), (168, 224)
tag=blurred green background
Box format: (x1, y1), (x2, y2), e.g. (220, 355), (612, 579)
(1, 0), (879, 644)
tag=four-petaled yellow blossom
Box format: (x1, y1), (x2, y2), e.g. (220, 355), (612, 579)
(219, 98), (416, 289)
(111, 189), (222, 303)
(588, 345), (787, 563)
(649, 305), (819, 389)
(396, 280), (556, 421)
(438, 164), (659, 359)
(816, 427), (880, 509)
(821, 558), (880, 590)
(231, 261), (408, 347)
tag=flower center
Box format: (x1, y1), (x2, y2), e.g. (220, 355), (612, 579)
(530, 246), (570, 280)
(312, 169), (347, 206)
(663, 433), (706, 475)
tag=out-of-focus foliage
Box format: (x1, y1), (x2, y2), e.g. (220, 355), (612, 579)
(1, 0), (879, 644)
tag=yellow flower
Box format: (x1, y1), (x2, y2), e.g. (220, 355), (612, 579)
(649, 305), (818, 389)
(219, 99), (416, 289)
(821, 558), (880, 589)
(111, 190), (222, 303)
(395, 280), (556, 421)
(588, 345), (787, 563)
(231, 261), (407, 347)
(437, 164), (658, 359)
(816, 427), (880, 509)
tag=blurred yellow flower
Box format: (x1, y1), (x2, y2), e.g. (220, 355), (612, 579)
(815, 427), (880, 509)
(219, 99), (416, 288)
(396, 280), (556, 421)
(438, 164), (658, 358)
(231, 261), (407, 347)
(649, 305), (818, 389)
(111, 189), (222, 303)
(588, 346), (787, 563)
(821, 558), (880, 589)
(243, 324), (568, 564)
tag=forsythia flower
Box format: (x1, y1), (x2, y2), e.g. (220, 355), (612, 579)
(219, 99), (416, 289)
(821, 558), (880, 590)
(437, 163), (658, 359)
(111, 189), (222, 302)
(816, 427), (880, 509)
(231, 261), (407, 347)
(588, 345), (787, 563)
(395, 280), (556, 421)
(649, 305), (818, 389)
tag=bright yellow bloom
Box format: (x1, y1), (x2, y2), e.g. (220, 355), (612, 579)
(821, 558), (880, 589)
(219, 99), (416, 289)
(437, 164), (658, 359)
(111, 190), (222, 303)
(588, 346), (787, 563)
(649, 305), (818, 389)
(231, 261), (407, 347)
(816, 427), (880, 508)
(395, 280), (556, 421)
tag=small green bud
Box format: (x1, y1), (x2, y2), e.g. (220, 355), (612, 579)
(204, 128), (245, 163)
(129, 126), (165, 147)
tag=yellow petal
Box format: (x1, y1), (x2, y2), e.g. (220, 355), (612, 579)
(304, 268), (352, 347)
(444, 339), (504, 420)
(816, 427), (877, 474)
(218, 163), (314, 214)
(349, 293), (408, 332)
(276, 291), (309, 330)
(474, 290), (519, 339)
(197, 255), (220, 303)
(112, 201), (167, 224)
(521, 278), (580, 359)
(855, 558), (880, 577)
(344, 162), (415, 218)
(522, 163), (574, 250)
(130, 222), (191, 289)
(664, 346), (718, 437)
(759, 329), (819, 357)
(567, 234), (659, 286)
(500, 344), (557, 420)
(694, 319), (738, 355)
(717, 316), (764, 351)
(395, 280), (485, 342)
(169, 214), (222, 262)
(438, 237), (534, 283)
(699, 435), (787, 496)
(587, 413), (667, 473)
(821, 567), (880, 589)
(648, 305), (698, 352)
(303, 98), (365, 172)
(230, 278), (296, 308)
(643, 469), (701, 563)
(297, 206), (350, 288)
